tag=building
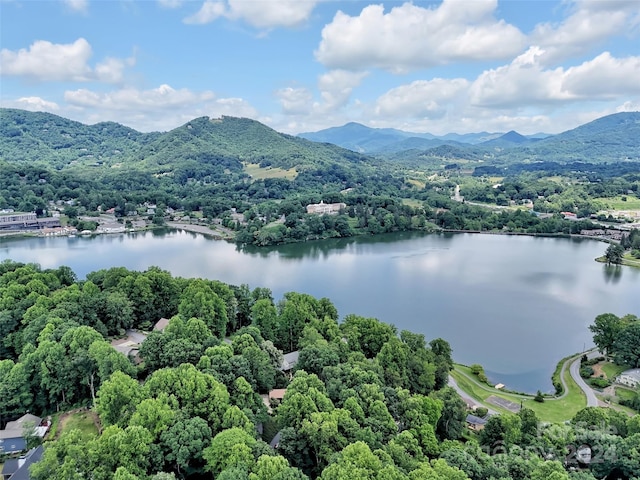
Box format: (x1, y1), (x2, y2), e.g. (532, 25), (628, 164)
(0, 414), (49, 454)
(0, 213), (61, 232)
(466, 414), (487, 431)
(153, 318), (170, 332)
(1, 445), (44, 480)
(279, 351), (299, 372)
(616, 368), (640, 388)
(306, 201), (346, 215)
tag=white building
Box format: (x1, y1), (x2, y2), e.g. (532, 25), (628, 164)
(616, 368), (640, 388)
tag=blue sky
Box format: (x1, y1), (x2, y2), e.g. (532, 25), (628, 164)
(1, 0), (639, 135)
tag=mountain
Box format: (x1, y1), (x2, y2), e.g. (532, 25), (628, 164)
(509, 111), (640, 162)
(0, 108), (157, 168)
(0, 109), (371, 172)
(480, 130), (533, 149)
(298, 122), (512, 154)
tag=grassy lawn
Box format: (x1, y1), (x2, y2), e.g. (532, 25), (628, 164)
(59, 410), (99, 439)
(243, 163), (297, 181)
(452, 362), (586, 423)
(601, 362), (626, 380)
(595, 196), (640, 210)
(615, 387), (636, 403)
(401, 198), (424, 208)
(522, 365), (585, 423)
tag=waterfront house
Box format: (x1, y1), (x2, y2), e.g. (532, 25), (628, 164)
(465, 414), (487, 431)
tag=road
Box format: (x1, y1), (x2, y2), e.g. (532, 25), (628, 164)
(447, 375), (498, 415)
(568, 352), (599, 407)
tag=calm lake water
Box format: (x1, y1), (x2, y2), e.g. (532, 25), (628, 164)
(1, 230), (638, 393)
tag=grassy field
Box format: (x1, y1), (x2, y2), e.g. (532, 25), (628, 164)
(596, 254), (640, 268)
(595, 196), (640, 210)
(243, 162), (297, 181)
(600, 362), (626, 380)
(401, 198), (424, 208)
(452, 362), (586, 423)
(59, 410), (100, 439)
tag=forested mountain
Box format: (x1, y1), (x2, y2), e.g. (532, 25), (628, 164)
(0, 108), (157, 168)
(0, 109), (371, 172)
(300, 112), (640, 163)
(298, 122), (502, 153)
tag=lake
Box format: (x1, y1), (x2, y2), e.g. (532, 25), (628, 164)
(1, 229), (638, 393)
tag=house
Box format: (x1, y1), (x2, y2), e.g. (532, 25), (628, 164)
(466, 414), (487, 431)
(2, 445), (44, 480)
(616, 368), (640, 388)
(261, 388), (288, 413)
(279, 351), (299, 372)
(0, 414), (48, 455)
(306, 201), (346, 215)
(153, 318), (170, 332)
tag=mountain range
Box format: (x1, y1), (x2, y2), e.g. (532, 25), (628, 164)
(1, 108), (639, 171)
(298, 113), (640, 164)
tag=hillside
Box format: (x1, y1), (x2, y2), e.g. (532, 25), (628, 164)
(0, 108), (157, 168)
(139, 116), (371, 172)
(0, 109), (372, 174)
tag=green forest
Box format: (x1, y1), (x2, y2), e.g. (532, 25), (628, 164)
(2, 109), (638, 249)
(1, 260), (639, 480)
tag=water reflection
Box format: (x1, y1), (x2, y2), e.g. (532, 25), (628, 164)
(603, 264), (623, 284)
(1, 231), (638, 393)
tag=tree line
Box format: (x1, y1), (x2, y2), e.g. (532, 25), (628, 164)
(1, 259), (640, 479)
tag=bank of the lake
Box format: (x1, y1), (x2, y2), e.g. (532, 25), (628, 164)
(1, 229), (638, 394)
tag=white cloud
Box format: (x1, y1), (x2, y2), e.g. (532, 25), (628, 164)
(2, 96), (60, 112)
(318, 69), (368, 112)
(531, 0), (640, 65)
(184, 0), (318, 28)
(61, 84), (258, 131)
(470, 48), (640, 107)
(315, 0), (526, 73)
(1, 38), (92, 81)
(275, 87), (315, 115)
(562, 52), (640, 98)
(63, 0), (88, 13)
(374, 78), (469, 118)
(183, 1), (226, 24)
(0, 38), (134, 83)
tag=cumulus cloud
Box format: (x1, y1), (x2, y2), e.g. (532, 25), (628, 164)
(275, 87), (315, 115)
(531, 0), (640, 65)
(470, 48), (640, 107)
(318, 69), (368, 112)
(0, 38), (134, 83)
(2, 96), (60, 112)
(315, 0), (526, 73)
(184, 0), (318, 28)
(62, 84), (258, 131)
(374, 78), (469, 118)
(63, 0), (88, 13)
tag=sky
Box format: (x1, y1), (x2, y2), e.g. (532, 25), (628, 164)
(1, 0), (639, 136)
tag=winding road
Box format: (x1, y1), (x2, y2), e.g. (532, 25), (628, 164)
(449, 348), (601, 415)
(566, 350), (600, 407)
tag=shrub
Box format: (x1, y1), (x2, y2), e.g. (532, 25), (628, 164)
(478, 372), (489, 384)
(475, 407), (488, 417)
(580, 366), (594, 378)
(589, 378), (611, 389)
(534, 390), (545, 403)
(470, 364), (484, 375)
